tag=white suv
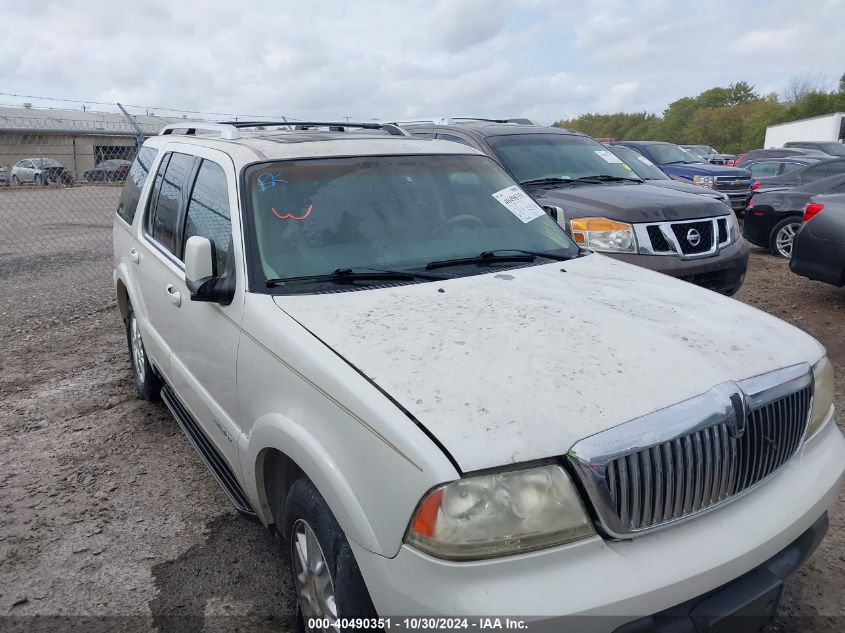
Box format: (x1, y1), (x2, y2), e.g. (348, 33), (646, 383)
(113, 121), (844, 631)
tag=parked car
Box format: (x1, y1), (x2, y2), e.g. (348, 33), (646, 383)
(611, 141), (752, 212)
(0, 166), (8, 187)
(735, 148), (828, 169)
(113, 120), (843, 630)
(10, 157), (74, 186)
(680, 144), (736, 165)
(743, 173), (845, 258)
(751, 157), (845, 193)
(84, 159), (132, 182)
(606, 144), (731, 206)
(400, 120), (748, 295)
(742, 156), (821, 181)
(783, 141), (845, 157)
(790, 194), (845, 286)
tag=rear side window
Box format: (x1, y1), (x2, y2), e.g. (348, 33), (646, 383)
(748, 162), (780, 179)
(184, 160), (232, 276)
(148, 152), (196, 257)
(116, 146), (158, 225)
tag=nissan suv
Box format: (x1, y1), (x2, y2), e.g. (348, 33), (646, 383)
(113, 121), (844, 632)
(400, 120), (748, 295)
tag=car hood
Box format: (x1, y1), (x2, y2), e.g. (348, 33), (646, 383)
(525, 182), (727, 222)
(273, 255), (823, 472)
(644, 178), (729, 200)
(662, 163), (750, 178)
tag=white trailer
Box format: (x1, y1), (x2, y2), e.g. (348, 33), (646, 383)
(764, 112), (845, 148)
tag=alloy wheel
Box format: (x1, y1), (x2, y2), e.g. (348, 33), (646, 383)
(291, 519), (339, 632)
(775, 222), (800, 259)
(130, 315), (146, 383)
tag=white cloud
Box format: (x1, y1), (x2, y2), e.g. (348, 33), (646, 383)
(0, 0), (842, 125)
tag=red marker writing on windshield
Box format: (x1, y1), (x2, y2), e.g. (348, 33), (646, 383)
(272, 205), (313, 221)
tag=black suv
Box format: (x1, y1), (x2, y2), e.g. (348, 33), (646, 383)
(399, 119), (748, 295)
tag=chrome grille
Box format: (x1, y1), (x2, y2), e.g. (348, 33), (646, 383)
(638, 218), (720, 259)
(605, 387), (810, 530)
(670, 220), (715, 255)
(567, 364), (813, 538)
(714, 176), (751, 192)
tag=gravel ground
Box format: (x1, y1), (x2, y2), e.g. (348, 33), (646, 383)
(0, 188), (843, 632)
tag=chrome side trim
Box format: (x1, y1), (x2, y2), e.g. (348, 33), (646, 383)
(567, 363), (813, 539)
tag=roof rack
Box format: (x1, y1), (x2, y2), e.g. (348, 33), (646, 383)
(223, 121), (410, 136)
(391, 117), (536, 127)
(160, 122), (242, 140)
(160, 120), (410, 140)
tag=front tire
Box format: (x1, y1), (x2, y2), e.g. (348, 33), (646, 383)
(12, 175), (19, 186)
(283, 478), (377, 631)
(125, 304), (162, 401)
(769, 217), (801, 259)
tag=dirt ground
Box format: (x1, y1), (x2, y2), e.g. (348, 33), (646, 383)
(0, 187), (843, 632)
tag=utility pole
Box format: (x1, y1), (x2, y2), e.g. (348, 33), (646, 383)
(117, 102), (146, 148)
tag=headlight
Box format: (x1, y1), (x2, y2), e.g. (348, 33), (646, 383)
(807, 356), (835, 439)
(726, 211), (740, 243)
(405, 464), (594, 560)
(569, 217), (637, 253)
(693, 175), (716, 188)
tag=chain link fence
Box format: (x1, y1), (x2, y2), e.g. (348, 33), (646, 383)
(0, 110), (183, 343)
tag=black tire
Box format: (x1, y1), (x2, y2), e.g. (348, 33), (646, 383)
(125, 303), (162, 401)
(11, 175), (19, 186)
(283, 478), (378, 631)
(768, 217), (802, 259)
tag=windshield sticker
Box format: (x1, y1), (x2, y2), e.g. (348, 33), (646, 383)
(594, 150), (624, 164)
(272, 205), (314, 221)
(257, 172), (287, 192)
(636, 156), (656, 166)
(491, 185), (546, 223)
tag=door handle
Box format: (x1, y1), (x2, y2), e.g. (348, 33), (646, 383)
(165, 284), (182, 307)
(129, 247), (140, 264)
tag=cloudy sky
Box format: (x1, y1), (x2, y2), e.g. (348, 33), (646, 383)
(1, 0), (843, 124)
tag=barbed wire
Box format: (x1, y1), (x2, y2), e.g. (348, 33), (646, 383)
(0, 91), (301, 121)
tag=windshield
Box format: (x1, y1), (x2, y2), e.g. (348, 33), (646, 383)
(683, 145), (715, 157)
(648, 144), (705, 165)
(608, 146), (668, 180)
(486, 134), (642, 183)
(244, 154), (578, 289)
(812, 143), (845, 157)
(32, 158), (62, 168)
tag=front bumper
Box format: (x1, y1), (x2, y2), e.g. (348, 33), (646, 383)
(352, 415), (844, 632)
(616, 512), (828, 633)
(722, 192), (750, 211)
(604, 239), (749, 295)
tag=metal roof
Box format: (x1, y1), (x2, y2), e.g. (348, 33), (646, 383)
(0, 105), (186, 136)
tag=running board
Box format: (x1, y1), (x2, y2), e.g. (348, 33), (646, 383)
(160, 385), (255, 514)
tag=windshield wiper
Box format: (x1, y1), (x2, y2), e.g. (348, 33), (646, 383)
(573, 174), (642, 183)
(425, 249), (570, 271)
(519, 177), (574, 186)
(266, 267), (448, 287)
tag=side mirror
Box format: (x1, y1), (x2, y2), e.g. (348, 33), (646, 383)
(184, 236), (235, 305)
(185, 236), (214, 289)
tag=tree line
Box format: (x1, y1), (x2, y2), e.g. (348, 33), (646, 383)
(553, 74), (845, 154)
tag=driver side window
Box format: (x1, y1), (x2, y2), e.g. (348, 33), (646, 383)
(183, 160), (232, 276)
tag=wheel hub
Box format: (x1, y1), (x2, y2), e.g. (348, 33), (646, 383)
(130, 316), (146, 383)
(292, 519), (339, 631)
